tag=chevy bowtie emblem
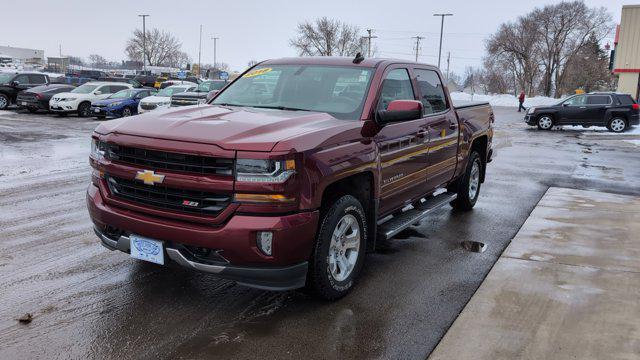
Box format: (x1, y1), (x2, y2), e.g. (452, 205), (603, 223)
(135, 170), (165, 185)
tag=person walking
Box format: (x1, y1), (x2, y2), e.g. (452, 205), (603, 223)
(518, 91), (526, 112)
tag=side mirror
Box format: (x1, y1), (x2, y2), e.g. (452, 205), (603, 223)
(376, 100), (423, 127)
(94, 90), (102, 95)
(562, 103), (568, 107)
(206, 89), (219, 101)
(10, 80), (19, 87)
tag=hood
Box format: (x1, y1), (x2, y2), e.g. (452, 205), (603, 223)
(140, 95), (171, 104)
(94, 105), (350, 152)
(93, 98), (129, 106)
(53, 91), (90, 100)
(173, 91), (207, 99)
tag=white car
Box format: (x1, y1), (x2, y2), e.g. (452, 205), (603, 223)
(138, 84), (197, 113)
(49, 82), (134, 117)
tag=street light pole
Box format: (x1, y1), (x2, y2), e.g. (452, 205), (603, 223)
(198, 25), (202, 78)
(211, 36), (219, 70)
(433, 13), (452, 68)
(138, 14), (149, 74)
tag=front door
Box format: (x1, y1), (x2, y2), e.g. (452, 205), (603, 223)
(414, 68), (459, 190)
(559, 95), (588, 124)
(375, 67), (429, 215)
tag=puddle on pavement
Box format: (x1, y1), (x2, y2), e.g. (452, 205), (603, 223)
(461, 241), (487, 253)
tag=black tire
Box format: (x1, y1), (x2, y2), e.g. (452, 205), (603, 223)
(450, 151), (482, 211)
(0, 94), (9, 110)
(537, 114), (554, 130)
(307, 195), (367, 300)
(77, 102), (91, 117)
(121, 107), (132, 117)
(607, 117), (627, 133)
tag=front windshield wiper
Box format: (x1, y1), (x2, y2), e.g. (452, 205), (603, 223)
(214, 103), (247, 107)
(249, 105), (311, 112)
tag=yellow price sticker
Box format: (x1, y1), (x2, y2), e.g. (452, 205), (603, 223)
(243, 68), (273, 78)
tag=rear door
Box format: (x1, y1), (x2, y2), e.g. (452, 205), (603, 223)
(413, 68), (459, 189)
(584, 95), (612, 125)
(375, 66), (430, 215)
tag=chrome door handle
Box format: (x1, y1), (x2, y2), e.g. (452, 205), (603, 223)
(416, 129), (427, 138)
(449, 122), (457, 130)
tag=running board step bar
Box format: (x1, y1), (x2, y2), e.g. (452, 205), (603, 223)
(378, 192), (457, 241)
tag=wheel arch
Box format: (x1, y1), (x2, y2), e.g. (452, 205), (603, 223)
(470, 135), (488, 183)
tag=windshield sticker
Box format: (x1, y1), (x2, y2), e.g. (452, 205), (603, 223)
(243, 68), (272, 78)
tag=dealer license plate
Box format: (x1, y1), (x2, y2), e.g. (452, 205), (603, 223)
(94, 108), (100, 113)
(21, 101), (27, 106)
(130, 234), (164, 265)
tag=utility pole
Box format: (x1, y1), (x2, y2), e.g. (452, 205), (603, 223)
(198, 25), (202, 78)
(412, 36), (424, 62)
(433, 13), (453, 68)
(211, 36), (219, 70)
(138, 14), (149, 74)
(362, 29), (377, 58)
(446, 51), (451, 79)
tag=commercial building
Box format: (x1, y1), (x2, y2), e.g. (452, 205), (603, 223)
(0, 45), (45, 66)
(613, 5), (640, 100)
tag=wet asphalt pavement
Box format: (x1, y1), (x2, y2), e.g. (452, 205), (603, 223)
(1, 107), (639, 360)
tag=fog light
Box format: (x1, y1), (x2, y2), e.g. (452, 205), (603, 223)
(257, 231), (273, 256)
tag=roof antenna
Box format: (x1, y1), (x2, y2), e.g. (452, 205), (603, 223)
(353, 52), (365, 64)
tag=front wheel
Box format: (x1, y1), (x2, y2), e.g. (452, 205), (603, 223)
(0, 94), (9, 110)
(307, 195), (367, 300)
(537, 115), (553, 130)
(121, 107), (132, 117)
(77, 102), (91, 117)
(450, 151), (482, 211)
(607, 117), (627, 133)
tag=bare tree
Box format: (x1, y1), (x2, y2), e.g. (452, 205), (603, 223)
(125, 28), (191, 68)
(247, 60), (259, 68)
(88, 54), (107, 68)
(561, 33), (615, 93)
(290, 17), (361, 56)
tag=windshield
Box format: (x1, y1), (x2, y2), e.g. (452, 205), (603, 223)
(109, 89), (136, 99)
(71, 84), (99, 94)
(157, 87), (187, 97)
(212, 65), (373, 120)
(0, 73), (14, 83)
(197, 81), (223, 92)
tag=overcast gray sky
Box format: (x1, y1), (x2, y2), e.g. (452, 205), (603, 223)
(1, 0), (632, 75)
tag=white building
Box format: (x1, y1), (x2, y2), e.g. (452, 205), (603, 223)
(0, 45), (45, 66)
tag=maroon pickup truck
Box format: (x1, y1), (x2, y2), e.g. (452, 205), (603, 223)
(88, 56), (494, 299)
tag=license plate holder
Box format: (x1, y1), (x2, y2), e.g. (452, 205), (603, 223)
(21, 101), (27, 106)
(130, 234), (164, 265)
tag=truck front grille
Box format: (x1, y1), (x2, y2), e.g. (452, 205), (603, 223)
(106, 175), (231, 216)
(171, 98), (199, 106)
(105, 144), (234, 176)
(140, 103), (157, 110)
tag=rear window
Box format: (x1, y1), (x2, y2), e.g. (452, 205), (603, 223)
(586, 95), (611, 105)
(617, 94), (636, 105)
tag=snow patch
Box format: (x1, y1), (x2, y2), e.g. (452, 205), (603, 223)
(450, 92), (562, 107)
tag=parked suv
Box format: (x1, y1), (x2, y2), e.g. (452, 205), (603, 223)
(525, 92), (640, 132)
(88, 57), (494, 299)
(0, 72), (50, 109)
(170, 80), (227, 107)
(50, 82), (133, 117)
(138, 84), (197, 113)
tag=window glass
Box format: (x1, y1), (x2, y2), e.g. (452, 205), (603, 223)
(14, 75), (30, 84)
(586, 95), (611, 105)
(29, 75), (47, 84)
(563, 95), (586, 106)
(111, 86), (129, 93)
(415, 69), (448, 114)
(71, 84), (99, 94)
(377, 68), (415, 111)
(213, 65), (373, 120)
(617, 95), (635, 105)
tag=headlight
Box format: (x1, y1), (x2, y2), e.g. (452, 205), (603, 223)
(91, 138), (107, 160)
(61, 97), (77, 101)
(528, 107), (536, 113)
(158, 102), (170, 106)
(236, 159), (295, 183)
(108, 102), (123, 107)
(198, 98), (207, 104)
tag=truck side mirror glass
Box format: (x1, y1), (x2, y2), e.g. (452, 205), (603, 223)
(11, 80), (19, 87)
(94, 90), (102, 95)
(376, 100), (423, 127)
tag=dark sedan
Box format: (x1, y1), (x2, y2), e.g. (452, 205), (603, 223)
(17, 84), (76, 113)
(525, 92), (640, 133)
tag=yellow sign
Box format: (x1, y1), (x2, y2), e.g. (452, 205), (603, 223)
(243, 67), (272, 78)
(135, 170), (165, 186)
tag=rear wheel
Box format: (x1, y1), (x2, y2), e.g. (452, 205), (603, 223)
(450, 151), (482, 211)
(307, 195), (367, 300)
(537, 115), (553, 130)
(77, 102), (91, 117)
(121, 107), (132, 117)
(607, 117), (627, 133)
(0, 94), (9, 110)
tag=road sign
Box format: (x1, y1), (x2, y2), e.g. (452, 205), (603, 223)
(177, 70), (186, 79)
(219, 71), (229, 80)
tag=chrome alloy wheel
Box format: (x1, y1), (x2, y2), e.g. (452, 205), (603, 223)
(328, 214), (361, 282)
(0, 96), (7, 109)
(538, 116), (553, 130)
(610, 118), (626, 132)
(469, 159), (480, 200)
